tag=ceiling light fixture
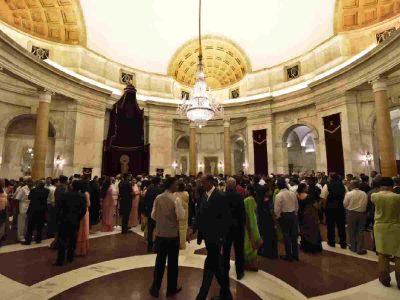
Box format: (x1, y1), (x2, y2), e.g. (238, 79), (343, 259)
(177, 0), (223, 128)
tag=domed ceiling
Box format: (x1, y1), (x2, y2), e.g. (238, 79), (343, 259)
(168, 36), (251, 89)
(79, 0), (337, 74)
(0, 0), (85, 44)
(335, 0), (400, 32)
(0, 0), (399, 80)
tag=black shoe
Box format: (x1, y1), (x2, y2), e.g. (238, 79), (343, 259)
(237, 272), (244, 280)
(280, 255), (293, 262)
(327, 243), (335, 248)
(166, 286), (182, 297)
(36, 240), (42, 244)
(340, 244), (347, 249)
(357, 250), (367, 255)
(21, 241), (31, 245)
(149, 287), (159, 298)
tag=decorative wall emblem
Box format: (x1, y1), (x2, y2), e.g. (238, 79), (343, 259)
(285, 64), (300, 81)
(230, 88), (240, 99)
(120, 154), (130, 174)
(31, 46), (50, 60)
(376, 27), (397, 44)
(120, 71), (136, 85)
(181, 90), (190, 100)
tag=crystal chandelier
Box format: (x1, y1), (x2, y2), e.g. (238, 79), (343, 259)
(177, 0), (223, 128)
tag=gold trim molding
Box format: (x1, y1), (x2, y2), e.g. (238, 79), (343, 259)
(168, 35), (252, 90)
(0, 0), (85, 45)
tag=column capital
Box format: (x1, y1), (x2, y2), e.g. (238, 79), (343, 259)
(370, 76), (388, 93)
(38, 89), (54, 103)
(223, 119), (230, 128)
(189, 122), (197, 129)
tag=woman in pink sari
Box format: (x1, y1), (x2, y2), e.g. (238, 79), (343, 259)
(76, 183), (90, 256)
(101, 178), (114, 232)
(128, 179), (140, 228)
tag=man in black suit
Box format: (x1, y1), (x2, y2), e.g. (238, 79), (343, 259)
(55, 180), (87, 265)
(143, 176), (163, 252)
(22, 180), (49, 245)
(223, 177), (245, 280)
(192, 175), (232, 300)
(119, 174), (133, 234)
(50, 175), (69, 249)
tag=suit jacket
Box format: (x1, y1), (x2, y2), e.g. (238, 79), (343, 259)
(27, 187), (49, 215)
(143, 185), (163, 218)
(225, 191), (245, 230)
(57, 191), (87, 227)
(193, 188), (232, 244)
(118, 180), (133, 212)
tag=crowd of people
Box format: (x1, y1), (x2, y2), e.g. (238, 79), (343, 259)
(0, 169), (399, 299)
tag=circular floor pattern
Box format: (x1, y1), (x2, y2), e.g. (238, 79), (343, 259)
(51, 266), (262, 300)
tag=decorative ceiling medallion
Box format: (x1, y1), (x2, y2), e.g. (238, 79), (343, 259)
(335, 0), (400, 32)
(0, 0), (85, 45)
(168, 35), (251, 89)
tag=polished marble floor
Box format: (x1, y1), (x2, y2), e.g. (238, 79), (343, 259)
(0, 227), (399, 300)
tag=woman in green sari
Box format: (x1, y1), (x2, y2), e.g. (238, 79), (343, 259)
(244, 185), (263, 271)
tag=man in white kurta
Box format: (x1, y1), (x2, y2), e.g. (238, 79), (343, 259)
(15, 179), (33, 242)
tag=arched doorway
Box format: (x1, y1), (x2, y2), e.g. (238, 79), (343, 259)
(285, 125), (317, 174)
(175, 135), (189, 175)
(1, 115), (55, 179)
(232, 134), (246, 175)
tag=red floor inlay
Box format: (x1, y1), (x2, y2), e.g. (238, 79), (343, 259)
(51, 267), (262, 300)
(0, 232), (148, 286)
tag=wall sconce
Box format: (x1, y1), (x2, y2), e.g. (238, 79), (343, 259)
(362, 152), (373, 165)
(242, 161), (249, 170)
(218, 161), (224, 170)
(198, 161), (204, 170)
(55, 155), (65, 168)
(172, 161), (178, 170)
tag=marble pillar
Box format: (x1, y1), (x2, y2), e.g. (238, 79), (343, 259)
(266, 113), (274, 174)
(224, 120), (232, 176)
(189, 123), (197, 176)
(371, 77), (397, 177)
(148, 117), (173, 175)
(32, 90), (52, 180)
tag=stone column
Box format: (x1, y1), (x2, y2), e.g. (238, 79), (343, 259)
(223, 119), (232, 176)
(189, 123), (197, 176)
(266, 112), (274, 174)
(371, 77), (397, 177)
(32, 90), (52, 180)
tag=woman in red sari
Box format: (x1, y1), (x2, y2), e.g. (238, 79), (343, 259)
(128, 179), (140, 228)
(76, 182), (90, 256)
(101, 178), (114, 232)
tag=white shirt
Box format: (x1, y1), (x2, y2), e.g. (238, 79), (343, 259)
(343, 188), (368, 213)
(206, 186), (216, 201)
(15, 185), (30, 214)
(289, 185), (298, 193)
(46, 185), (56, 205)
(274, 189), (299, 218)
